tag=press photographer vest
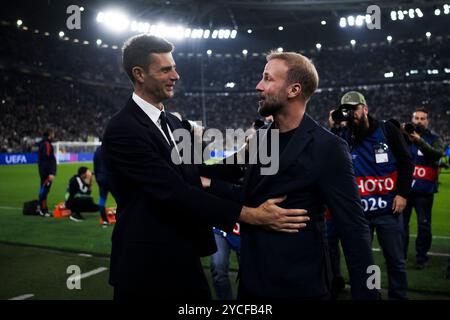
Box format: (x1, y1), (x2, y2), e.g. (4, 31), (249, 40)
(351, 124), (398, 216)
(410, 133), (439, 194)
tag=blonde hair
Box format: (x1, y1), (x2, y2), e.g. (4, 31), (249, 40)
(266, 51), (319, 102)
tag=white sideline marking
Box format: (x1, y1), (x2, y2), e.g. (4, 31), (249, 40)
(79, 267), (108, 280)
(78, 253), (93, 258)
(0, 206), (21, 210)
(9, 294), (34, 300)
(373, 247), (449, 257)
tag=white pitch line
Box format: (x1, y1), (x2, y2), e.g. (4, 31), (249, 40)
(79, 267), (108, 280)
(78, 253), (93, 258)
(373, 247), (449, 257)
(9, 294), (34, 300)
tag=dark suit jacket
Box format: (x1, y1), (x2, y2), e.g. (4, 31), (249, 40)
(102, 97), (241, 298)
(209, 114), (378, 299)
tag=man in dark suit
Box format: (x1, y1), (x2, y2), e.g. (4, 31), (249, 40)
(201, 51), (379, 299)
(102, 35), (309, 300)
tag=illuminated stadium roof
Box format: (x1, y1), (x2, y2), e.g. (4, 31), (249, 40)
(3, 0), (449, 52)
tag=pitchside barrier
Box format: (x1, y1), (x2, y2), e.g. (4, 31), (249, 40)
(0, 141), (101, 166)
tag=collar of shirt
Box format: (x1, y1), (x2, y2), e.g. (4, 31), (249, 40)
(132, 92), (179, 153)
(132, 92), (165, 125)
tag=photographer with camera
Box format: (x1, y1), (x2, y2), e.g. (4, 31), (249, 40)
(329, 91), (414, 299)
(402, 107), (444, 270)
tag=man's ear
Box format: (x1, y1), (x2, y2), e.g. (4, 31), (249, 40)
(132, 66), (146, 84)
(288, 83), (302, 99)
(363, 105), (369, 115)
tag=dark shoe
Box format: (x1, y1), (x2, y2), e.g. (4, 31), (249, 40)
(69, 212), (85, 222)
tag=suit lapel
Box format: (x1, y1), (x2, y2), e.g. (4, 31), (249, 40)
(126, 98), (182, 173)
(246, 114), (316, 198)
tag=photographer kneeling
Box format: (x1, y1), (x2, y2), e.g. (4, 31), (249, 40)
(65, 166), (99, 222)
(328, 91), (414, 300)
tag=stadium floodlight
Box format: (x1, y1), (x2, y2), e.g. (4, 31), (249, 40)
(384, 72), (394, 78)
(184, 28), (192, 38)
(316, 43), (322, 50)
(415, 8), (423, 17)
(350, 39), (356, 46)
(278, 26), (284, 31)
(347, 15), (355, 26)
(321, 20), (326, 25)
(130, 21), (138, 32)
(58, 31), (64, 38)
(206, 49), (212, 55)
(83, 40), (89, 45)
(16, 19), (23, 26)
(112, 45), (118, 49)
(212, 30), (218, 39)
(408, 9), (415, 19)
(96, 39), (102, 46)
(444, 4), (450, 14)
(73, 38), (79, 43)
(355, 15), (364, 26)
(230, 30), (237, 39)
(435, 9), (441, 16)
(339, 17), (347, 28)
(242, 49), (248, 55)
(445, 68), (450, 73)
(97, 10), (130, 33)
(390, 11), (397, 21)
(247, 29), (252, 34)
(426, 31), (431, 38)
(398, 11), (405, 20)
(224, 29), (231, 39)
(225, 82), (236, 88)
(218, 29), (225, 39)
(277, 47), (283, 52)
(44, 32), (50, 36)
(96, 12), (104, 23)
(80, 6), (84, 12)
(203, 29), (210, 38)
(387, 35), (393, 42)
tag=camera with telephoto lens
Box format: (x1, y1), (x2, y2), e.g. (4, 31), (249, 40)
(331, 107), (355, 123)
(404, 123), (425, 135)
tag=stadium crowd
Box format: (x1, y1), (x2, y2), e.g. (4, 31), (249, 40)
(0, 24), (449, 152)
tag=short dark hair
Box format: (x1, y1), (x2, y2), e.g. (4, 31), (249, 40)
(415, 107), (429, 115)
(78, 166), (89, 176)
(43, 128), (54, 137)
(122, 34), (174, 83)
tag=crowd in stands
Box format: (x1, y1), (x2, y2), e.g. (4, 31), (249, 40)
(0, 24), (449, 152)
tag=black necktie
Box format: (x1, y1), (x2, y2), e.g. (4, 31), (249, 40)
(159, 111), (175, 148)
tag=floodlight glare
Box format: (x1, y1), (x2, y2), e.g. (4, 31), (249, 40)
(96, 39), (102, 45)
(278, 26), (284, 31)
(339, 17), (347, 28)
(206, 49), (212, 55)
(98, 10), (130, 33)
(277, 47), (283, 52)
(387, 35), (393, 41)
(230, 30), (237, 39)
(16, 19), (23, 26)
(316, 43), (322, 49)
(435, 9), (441, 16)
(425, 32), (431, 38)
(203, 29), (210, 38)
(321, 20), (326, 25)
(212, 30), (218, 39)
(242, 49), (248, 55)
(247, 29), (252, 34)
(350, 39), (356, 45)
(58, 31), (64, 38)
(347, 15), (355, 26)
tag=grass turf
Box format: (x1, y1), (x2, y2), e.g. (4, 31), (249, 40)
(0, 162), (449, 298)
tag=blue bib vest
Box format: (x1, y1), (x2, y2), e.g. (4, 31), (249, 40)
(410, 133), (439, 194)
(351, 125), (398, 216)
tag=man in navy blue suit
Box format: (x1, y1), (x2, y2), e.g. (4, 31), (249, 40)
(102, 35), (310, 300)
(202, 51), (379, 300)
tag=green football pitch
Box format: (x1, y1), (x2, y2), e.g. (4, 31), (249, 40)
(0, 162), (449, 299)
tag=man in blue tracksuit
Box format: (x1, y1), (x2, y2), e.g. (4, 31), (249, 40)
(330, 91), (414, 299)
(37, 128), (57, 216)
(403, 107), (444, 269)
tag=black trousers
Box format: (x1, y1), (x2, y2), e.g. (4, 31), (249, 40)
(66, 197), (99, 214)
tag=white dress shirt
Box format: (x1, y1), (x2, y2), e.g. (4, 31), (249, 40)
(132, 92), (178, 148)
